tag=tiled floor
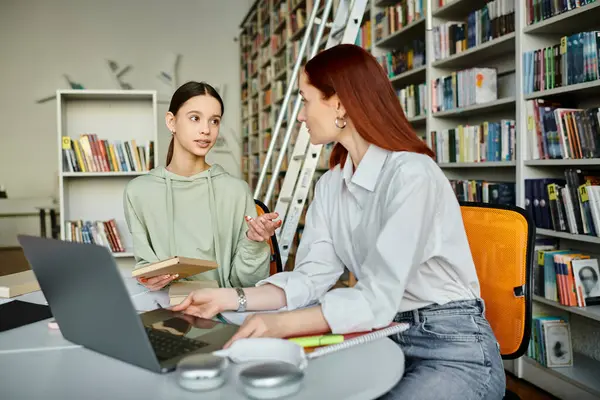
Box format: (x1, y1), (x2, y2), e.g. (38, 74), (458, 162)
(506, 373), (560, 400)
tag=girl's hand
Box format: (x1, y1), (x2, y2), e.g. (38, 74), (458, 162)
(245, 212), (282, 242)
(224, 313), (288, 349)
(170, 288), (237, 319)
(136, 274), (179, 291)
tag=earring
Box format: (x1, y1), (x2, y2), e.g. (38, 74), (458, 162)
(335, 116), (347, 129)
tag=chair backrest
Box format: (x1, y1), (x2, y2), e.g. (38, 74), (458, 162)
(254, 199), (284, 276)
(459, 201), (534, 359)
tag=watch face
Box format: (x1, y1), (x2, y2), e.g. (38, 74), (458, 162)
(236, 288), (247, 312)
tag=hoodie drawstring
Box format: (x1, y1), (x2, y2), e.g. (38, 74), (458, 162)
(166, 176), (177, 256)
(207, 172), (222, 269)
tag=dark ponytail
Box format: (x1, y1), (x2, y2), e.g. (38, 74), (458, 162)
(165, 81), (225, 166)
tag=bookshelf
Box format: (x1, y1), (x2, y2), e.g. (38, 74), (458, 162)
(428, 0), (517, 204)
(56, 90), (158, 261)
(239, 0), (600, 397)
(517, 0), (600, 398)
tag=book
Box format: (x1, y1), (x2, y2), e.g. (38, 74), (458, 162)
(528, 314), (573, 368)
(304, 322), (410, 359)
(431, 67), (498, 114)
(62, 134), (155, 173)
(0, 270), (40, 298)
(525, 172), (600, 236)
(431, 119), (517, 164)
(64, 218), (125, 253)
(544, 320), (573, 368)
(168, 280), (219, 306)
(131, 256), (218, 279)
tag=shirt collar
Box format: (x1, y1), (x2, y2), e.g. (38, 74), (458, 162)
(342, 144), (390, 192)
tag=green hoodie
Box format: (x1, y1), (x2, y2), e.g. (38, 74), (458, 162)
(123, 164), (270, 288)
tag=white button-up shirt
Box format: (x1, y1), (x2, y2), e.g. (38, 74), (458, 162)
(258, 145), (480, 334)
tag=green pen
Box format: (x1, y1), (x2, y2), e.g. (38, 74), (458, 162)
(288, 334), (344, 347)
(215, 313), (230, 324)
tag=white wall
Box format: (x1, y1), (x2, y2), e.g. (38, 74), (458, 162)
(0, 0), (253, 246)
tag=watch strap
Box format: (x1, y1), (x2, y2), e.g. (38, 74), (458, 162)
(235, 287), (247, 313)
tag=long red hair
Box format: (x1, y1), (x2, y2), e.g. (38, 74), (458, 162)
(303, 44), (435, 169)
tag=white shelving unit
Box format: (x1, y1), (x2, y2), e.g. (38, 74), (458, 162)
(239, 0), (600, 396)
(517, 0), (600, 398)
(427, 0), (518, 189)
(56, 89), (158, 259)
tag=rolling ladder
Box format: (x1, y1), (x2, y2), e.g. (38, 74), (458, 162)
(253, 0), (369, 267)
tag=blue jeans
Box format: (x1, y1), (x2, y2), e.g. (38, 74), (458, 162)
(379, 299), (506, 400)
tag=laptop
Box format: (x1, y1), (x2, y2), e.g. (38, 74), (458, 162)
(17, 234), (239, 374)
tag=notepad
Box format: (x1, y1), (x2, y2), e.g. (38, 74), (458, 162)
(0, 270), (40, 298)
(131, 256), (218, 279)
(304, 322), (410, 360)
(168, 280), (219, 306)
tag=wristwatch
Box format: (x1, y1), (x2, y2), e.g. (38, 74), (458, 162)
(235, 287), (247, 313)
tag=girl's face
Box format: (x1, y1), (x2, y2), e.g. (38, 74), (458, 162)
(166, 95), (222, 158)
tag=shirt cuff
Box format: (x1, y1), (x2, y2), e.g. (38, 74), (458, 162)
(241, 235), (269, 253)
(256, 271), (314, 310)
(319, 287), (378, 334)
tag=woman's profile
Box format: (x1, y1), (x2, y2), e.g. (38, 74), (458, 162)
(124, 81), (280, 291)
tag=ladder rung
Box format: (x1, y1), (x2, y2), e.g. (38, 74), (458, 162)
(314, 17), (334, 28)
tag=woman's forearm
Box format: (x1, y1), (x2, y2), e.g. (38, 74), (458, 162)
(225, 284), (287, 311)
(245, 284), (288, 310)
(280, 306), (331, 337)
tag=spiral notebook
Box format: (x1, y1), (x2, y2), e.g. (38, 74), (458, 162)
(306, 322), (410, 359)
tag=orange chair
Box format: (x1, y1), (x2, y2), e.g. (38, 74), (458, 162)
(343, 201), (533, 398)
(254, 199), (284, 276)
(460, 201), (535, 399)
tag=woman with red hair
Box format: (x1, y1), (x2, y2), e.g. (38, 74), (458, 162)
(173, 44), (506, 399)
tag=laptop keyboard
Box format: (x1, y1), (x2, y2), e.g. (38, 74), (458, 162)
(145, 327), (209, 361)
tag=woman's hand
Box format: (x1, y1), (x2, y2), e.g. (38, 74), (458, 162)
(137, 274), (179, 291)
(224, 313), (288, 348)
(170, 288), (237, 319)
(223, 306), (331, 349)
(245, 212), (282, 242)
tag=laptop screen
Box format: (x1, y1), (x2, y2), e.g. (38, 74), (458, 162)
(149, 314), (231, 340)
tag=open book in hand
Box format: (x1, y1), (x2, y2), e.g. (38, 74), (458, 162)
(131, 256), (218, 280)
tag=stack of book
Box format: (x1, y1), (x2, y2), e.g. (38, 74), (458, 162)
(62, 134), (155, 173)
